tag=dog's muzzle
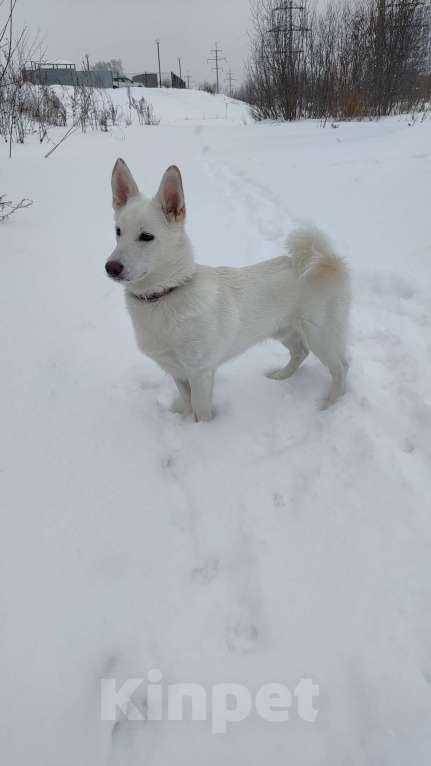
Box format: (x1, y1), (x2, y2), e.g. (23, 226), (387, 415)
(105, 260), (124, 279)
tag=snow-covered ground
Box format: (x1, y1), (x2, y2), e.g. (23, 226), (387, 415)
(1, 88), (431, 766)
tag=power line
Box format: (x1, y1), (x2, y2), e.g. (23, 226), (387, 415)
(207, 42), (226, 94)
(267, 2), (310, 60)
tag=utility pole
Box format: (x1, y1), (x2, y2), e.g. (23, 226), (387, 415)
(186, 73), (193, 89)
(268, 1), (310, 56)
(156, 39), (162, 87)
(267, 2), (310, 118)
(178, 57), (182, 80)
(226, 69), (235, 96)
(208, 42), (226, 94)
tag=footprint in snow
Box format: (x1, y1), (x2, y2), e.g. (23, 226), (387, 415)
(402, 437), (415, 454)
(161, 454), (175, 471)
(368, 272), (415, 300)
(192, 557), (220, 585)
(273, 492), (286, 509)
(226, 619), (259, 655)
(108, 686), (156, 766)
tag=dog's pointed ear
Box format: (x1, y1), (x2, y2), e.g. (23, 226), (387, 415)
(111, 158), (139, 209)
(156, 165), (186, 223)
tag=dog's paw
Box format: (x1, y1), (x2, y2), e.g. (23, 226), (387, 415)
(319, 392), (339, 410)
(193, 408), (213, 423)
(266, 367), (287, 380)
(319, 397), (332, 411)
(170, 396), (193, 416)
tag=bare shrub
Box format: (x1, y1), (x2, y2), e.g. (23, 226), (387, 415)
(0, 2), (48, 152)
(199, 81), (217, 94)
(12, 85), (66, 142)
(69, 82), (122, 132)
(130, 95), (159, 125)
(0, 193), (33, 220)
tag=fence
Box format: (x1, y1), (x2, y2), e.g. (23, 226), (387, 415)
(132, 72), (158, 87)
(171, 72), (186, 89)
(22, 64), (113, 89)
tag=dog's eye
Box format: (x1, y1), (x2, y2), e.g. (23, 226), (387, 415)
(116, 227), (121, 236)
(138, 232), (154, 242)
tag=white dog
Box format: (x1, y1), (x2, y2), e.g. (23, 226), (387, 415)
(105, 159), (350, 421)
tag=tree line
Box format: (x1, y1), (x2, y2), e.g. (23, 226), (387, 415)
(244, 0), (431, 120)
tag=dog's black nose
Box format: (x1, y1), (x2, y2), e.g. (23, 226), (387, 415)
(106, 260), (124, 278)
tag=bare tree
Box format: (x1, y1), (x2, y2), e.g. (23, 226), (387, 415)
(92, 58), (124, 74)
(0, 0), (15, 87)
(247, 0), (430, 121)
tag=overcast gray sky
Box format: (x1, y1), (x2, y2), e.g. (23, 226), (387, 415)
(16, 0), (252, 87)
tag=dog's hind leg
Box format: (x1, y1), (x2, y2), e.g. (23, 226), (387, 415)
(320, 358), (349, 409)
(266, 330), (309, 381)
(171, 378), (193, 416)
(301, 320), (348, 409)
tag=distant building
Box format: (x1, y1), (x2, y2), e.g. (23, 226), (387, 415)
(22, 61), (113, 89)
(132, 73), (158, 88)
(171, 72), (186, 89)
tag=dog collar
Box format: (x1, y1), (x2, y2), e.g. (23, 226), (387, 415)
(130, 286), (177, 303)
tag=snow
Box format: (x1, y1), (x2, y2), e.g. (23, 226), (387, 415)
(1, 88), (431, 765)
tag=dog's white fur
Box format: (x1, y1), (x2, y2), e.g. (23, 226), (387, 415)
(106, 159), (351, 421)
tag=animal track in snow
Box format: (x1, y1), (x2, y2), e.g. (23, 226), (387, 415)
(204, 158), (290, 245)
(192, 557), (221, 585)
(226, 619), (259, 655)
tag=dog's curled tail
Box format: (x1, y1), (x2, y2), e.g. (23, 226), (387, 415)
(287, 225), (349, 285)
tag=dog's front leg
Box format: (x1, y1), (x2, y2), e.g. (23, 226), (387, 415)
(189, 370), (214, 422)
(171, 378), (193, 415)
